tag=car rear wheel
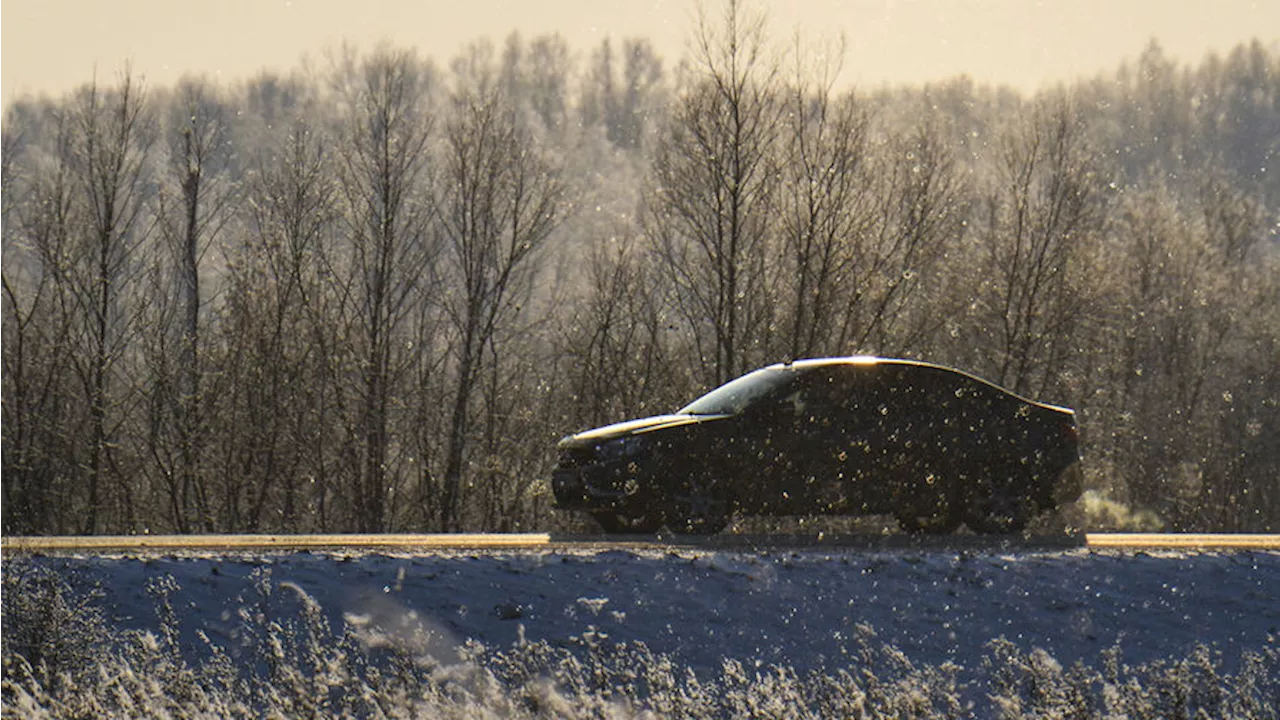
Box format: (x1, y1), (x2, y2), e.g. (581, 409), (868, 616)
(664, 471), (732, 535)
(964, 486), (1036, 535)
(895, 500), (962, 534)
(591, 511), (663, 534)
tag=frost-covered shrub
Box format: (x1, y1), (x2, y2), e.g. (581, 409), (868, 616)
(1, 561), (113, 693)
(985, 638), (1102, 719)
(473, 628), (967, 719)
(1098, 642), (1280, 720)
(985, 638), (1280, 720)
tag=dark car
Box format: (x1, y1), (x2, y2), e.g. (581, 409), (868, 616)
(552, 357), (1082, 535)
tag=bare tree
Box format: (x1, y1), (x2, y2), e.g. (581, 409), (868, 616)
(580, 38), (665, 151)
(1, 117), (20, 233)
(144, 78), (237, 532)
(578, 38), (615, 134)
(434, 78), (565, 530)
(776, 41), (874, 358)
(969, 95), (1104, 398)
(1098, 175), (1275, 529)
(213, 118), (339, 531)
(558, 227), (684, 429)
(331, 47), (437, 532)
(850, 116), (965, 356)
(646, 0), (783, 386)
(2, 110), (82, 533)
(60, 72), (155, 533)
(0, 112), (108, 530)
(526, 34), (572, 135)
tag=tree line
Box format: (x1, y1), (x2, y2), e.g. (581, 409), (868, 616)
(3, 3), (1278, 534)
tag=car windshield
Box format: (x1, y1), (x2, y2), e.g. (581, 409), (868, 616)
(678, 366), (800, 416)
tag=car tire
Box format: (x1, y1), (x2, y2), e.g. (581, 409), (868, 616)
(895, 502), (962, 534)
(894, 463), (962, 534)
(964, 481), (1036, 534)
(591, 511), (663, 534)
(664, 470), (732, 535)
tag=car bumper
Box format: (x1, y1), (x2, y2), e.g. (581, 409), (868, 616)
(1054, 462), (1084, 506)
(551, 459), (642, 511)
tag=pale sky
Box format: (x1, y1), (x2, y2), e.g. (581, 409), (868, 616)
(3, 0), (1278, 105)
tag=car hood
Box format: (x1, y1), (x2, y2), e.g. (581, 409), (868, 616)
(561, 413), (726, 446)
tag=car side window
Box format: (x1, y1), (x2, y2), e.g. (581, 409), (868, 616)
(846, 365), (943, 427)
(760, 368), (854, 425)
(913, 369), (994, 430)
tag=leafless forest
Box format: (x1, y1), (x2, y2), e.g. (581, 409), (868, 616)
(3, 4), (1277, 535)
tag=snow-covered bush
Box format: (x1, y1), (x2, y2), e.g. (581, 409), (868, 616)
(1, 562), (114, 693)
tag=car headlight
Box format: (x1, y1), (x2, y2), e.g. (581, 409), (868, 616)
(595, 436), (645, 461)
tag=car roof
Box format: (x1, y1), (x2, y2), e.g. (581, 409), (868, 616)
(767, 356), (1074, 414)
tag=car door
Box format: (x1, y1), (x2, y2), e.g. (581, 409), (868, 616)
(833, 363), (953, 509)
(751, 365), (883, 514)
(730, 367), (849, 513)
(823, 364), (900, 508)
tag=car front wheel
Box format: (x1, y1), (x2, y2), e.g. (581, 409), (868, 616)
(664, 471), (732, 535)
(591, 511), (663, 534)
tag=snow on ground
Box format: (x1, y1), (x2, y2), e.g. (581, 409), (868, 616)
(18, 545), (1280, 681)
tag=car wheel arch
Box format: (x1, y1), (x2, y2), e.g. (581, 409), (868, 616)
(661, 461), (736, 534)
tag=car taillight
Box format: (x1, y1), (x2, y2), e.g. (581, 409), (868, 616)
(1063, 420), (1083, 452)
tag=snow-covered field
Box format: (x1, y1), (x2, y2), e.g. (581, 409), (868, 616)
(4, 545), (1279, 717)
